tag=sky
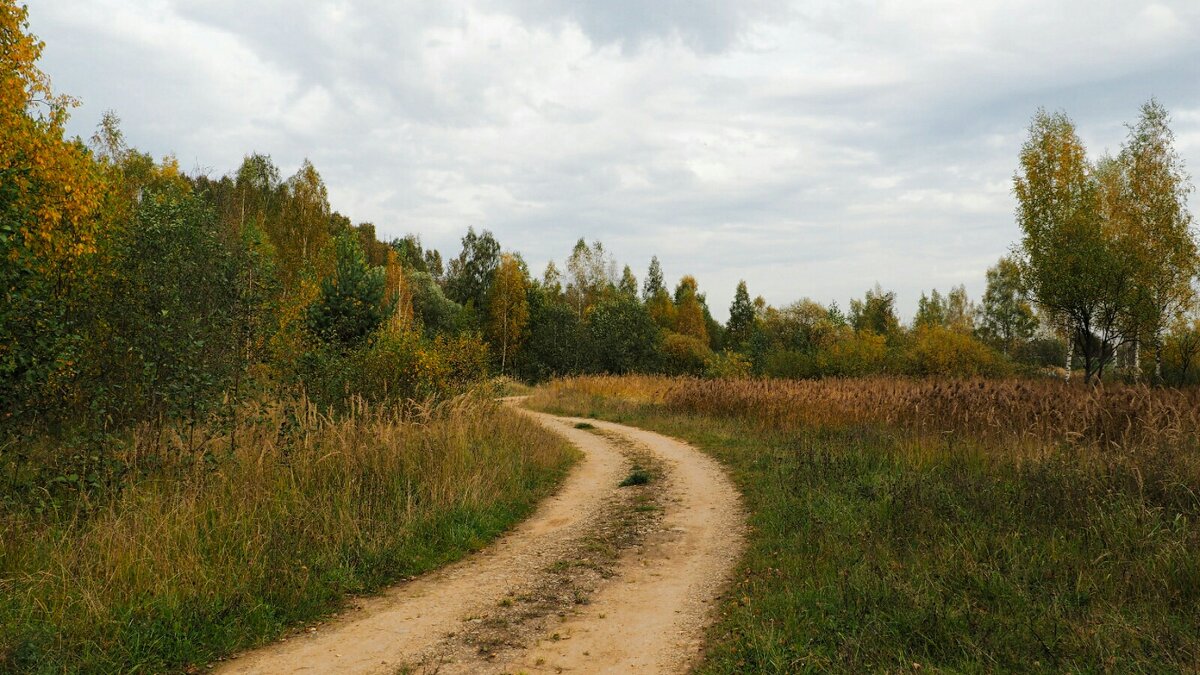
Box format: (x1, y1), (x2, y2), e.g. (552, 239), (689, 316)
(29, 0), (1200, 321)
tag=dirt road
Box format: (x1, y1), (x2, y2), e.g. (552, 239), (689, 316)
(218, 405), (745, 674)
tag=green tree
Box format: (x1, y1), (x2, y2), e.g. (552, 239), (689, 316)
(978, 256), (1037, 355)
(643, 256), (665, 301)
(726, 280), (755, 352)
(516, 284), (584, 380)
(586, 296), (661, 374)
(850, 284), (899, 336)
(914, 289), (947, 330)
(1119, 100), (1198, 381)
(305, 231), (390, 350)
(90, 186), (240, 424)
(446, 227), (500, 312)
(1014, 110), (1136, 382)
(618, 265), (638, 298)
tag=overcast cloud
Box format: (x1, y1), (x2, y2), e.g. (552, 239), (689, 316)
(30, 0), (1200, 320)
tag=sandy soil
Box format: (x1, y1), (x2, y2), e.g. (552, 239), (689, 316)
(217, 404), (745, 675)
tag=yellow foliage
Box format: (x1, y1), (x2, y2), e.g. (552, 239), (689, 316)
(1, 0), (103, 273)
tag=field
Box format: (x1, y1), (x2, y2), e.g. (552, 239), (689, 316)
(0, 395), (575, 673)
(528, 376), (1200, 672)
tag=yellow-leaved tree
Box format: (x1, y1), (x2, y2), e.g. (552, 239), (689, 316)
(486, 253), (530, 374)
(2, 1), (105, 420)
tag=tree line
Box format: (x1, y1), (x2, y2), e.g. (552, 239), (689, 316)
(4, 0), (1200, 453)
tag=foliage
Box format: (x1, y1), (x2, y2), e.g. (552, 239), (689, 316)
(85, 186), (240, 425)
(849, 284), (900, 337)
(977, 256), (1037, 354)
(446, 227), (500, 312)
(586, 295), (661, 374)
(725, 280), (756, 352)
(408, 270), (464, 336)
(673, 275), (709, 344)
(661, 331), (712, 375)
(304, 231), (391, 350)
(486, 253), (530, 373)
(908, 326), (1009, 377)
(514, 285), (584, 381)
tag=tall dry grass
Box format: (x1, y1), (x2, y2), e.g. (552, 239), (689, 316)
(1, 394), (574, 672)
(536, 375), (1200, 452)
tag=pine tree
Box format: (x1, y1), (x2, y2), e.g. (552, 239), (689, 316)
(726, 280), (755, 352)
(305, 232), (390, 349)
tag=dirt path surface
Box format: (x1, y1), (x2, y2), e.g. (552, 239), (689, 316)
(218, 404), (745, 675)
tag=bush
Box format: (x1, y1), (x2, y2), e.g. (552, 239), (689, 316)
(908, 326), (1009, 377)
(705, 350), (752, 379)
(299, 329), (490, 408)
(661, 331), (712, 375)
(816, 332), (888, 376)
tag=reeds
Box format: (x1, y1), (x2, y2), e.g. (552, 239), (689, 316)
(536, 375), (1200, 453)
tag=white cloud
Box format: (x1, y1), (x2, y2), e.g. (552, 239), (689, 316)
(28, 0), (1200, 321)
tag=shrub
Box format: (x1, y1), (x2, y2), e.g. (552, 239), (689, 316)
(661, 331), (712, 375)
(908, 326), (1010, 377)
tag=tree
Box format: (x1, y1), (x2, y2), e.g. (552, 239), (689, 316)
(516, 284), (584, 380)
(914, 289), (947, 330)
(445, 227), (500, 311)
(978, 256), (1037, 354)
(945, 285), (975, 334)
(91, 186), (240, 424)
(1015, 110), (1138, 382)
(486, 253), (530, 373)
(726, 280), (755, 352)
(305, 231), (390, 350)
(618, 265), (638, 298)
(273, 159), (333, 288)
(541, 261), (563, 298)
(1119, 100), (1198, 381)
(673, 276), (709, 344)
(565, 238), (614, 317)
(391, 234), (428, 272)
(586, 296), (661, 374)
(1, 1), (105, 424)
(850, 284), (899, 336)
(643, 256), (665, 301)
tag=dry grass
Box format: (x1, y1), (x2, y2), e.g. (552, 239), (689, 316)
(534, 374), (1200, 454)
(1, 394), (575, 673)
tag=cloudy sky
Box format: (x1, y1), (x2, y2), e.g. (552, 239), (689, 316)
(30, 1), (1200, 320)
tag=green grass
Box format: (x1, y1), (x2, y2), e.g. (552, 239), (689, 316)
(619, 466), (652, 487)
(1, 396), (576, 673)
(530, 387), (1200, 673)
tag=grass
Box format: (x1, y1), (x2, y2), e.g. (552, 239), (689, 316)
(0, 394), (576, 673)
(618, 466), (651, 487)
(528, 376), (1200, 673)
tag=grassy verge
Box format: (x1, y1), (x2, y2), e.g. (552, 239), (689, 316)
(1, 395), (575, 673)
(528, 377), (1200, 673)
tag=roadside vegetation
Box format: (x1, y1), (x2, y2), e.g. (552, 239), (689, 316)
(530, 376), (1200, 672)
(1, 395), (574, 672)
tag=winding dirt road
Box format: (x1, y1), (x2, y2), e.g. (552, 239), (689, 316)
(219, 404), (745, 674)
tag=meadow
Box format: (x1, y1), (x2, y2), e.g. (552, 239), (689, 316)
(0, 394), (575, 673)
(529, 376), (1200, 672)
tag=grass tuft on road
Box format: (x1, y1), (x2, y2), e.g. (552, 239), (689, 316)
(529, 376), (1200, 673)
